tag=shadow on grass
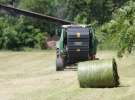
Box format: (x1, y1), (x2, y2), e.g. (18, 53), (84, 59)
(79, 84), (130, 89)
(118, 85), (130, 88)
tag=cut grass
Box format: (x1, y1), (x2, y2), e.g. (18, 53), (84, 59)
(0, 50), (134, 100)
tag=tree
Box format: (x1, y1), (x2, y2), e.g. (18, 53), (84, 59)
(100, 0), (135, 57)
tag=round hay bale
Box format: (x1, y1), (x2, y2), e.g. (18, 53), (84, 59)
(78, 58), (119, 88)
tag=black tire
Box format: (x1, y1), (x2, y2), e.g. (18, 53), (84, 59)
(56, 56), (64, 71)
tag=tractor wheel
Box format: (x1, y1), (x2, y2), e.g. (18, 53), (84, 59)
(56, 56), (64, 71)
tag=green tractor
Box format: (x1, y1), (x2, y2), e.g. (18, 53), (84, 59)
(0, 4), (119, 88)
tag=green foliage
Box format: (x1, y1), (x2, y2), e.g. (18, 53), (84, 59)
(99, 0), (135, 57)
(0, 0), (10, 4)
(0, 14), (47, 50)
(0, 0), (133, 53)
(66, 0), (121, 24)
(19, 0), (50, 14)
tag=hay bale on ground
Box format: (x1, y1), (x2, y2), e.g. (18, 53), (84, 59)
(78, 58), (119, 88)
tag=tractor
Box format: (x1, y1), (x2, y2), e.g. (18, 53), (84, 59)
(0, 4), (119, 88)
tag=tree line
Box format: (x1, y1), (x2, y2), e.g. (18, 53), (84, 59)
(0, 0), (134, 56)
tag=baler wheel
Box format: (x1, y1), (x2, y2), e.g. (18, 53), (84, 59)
(56, 56), (64, 71)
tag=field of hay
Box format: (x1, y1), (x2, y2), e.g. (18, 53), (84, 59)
(0, 50), (135, 100)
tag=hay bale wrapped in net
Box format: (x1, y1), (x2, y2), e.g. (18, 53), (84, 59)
(78, 58), (119, 88)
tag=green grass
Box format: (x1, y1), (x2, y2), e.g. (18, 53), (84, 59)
(0, 50), (135, 100)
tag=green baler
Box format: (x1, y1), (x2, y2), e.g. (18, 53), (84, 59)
(56, 25), (98, 70)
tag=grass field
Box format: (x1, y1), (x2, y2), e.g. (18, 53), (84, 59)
(0, 50), (135, 100)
